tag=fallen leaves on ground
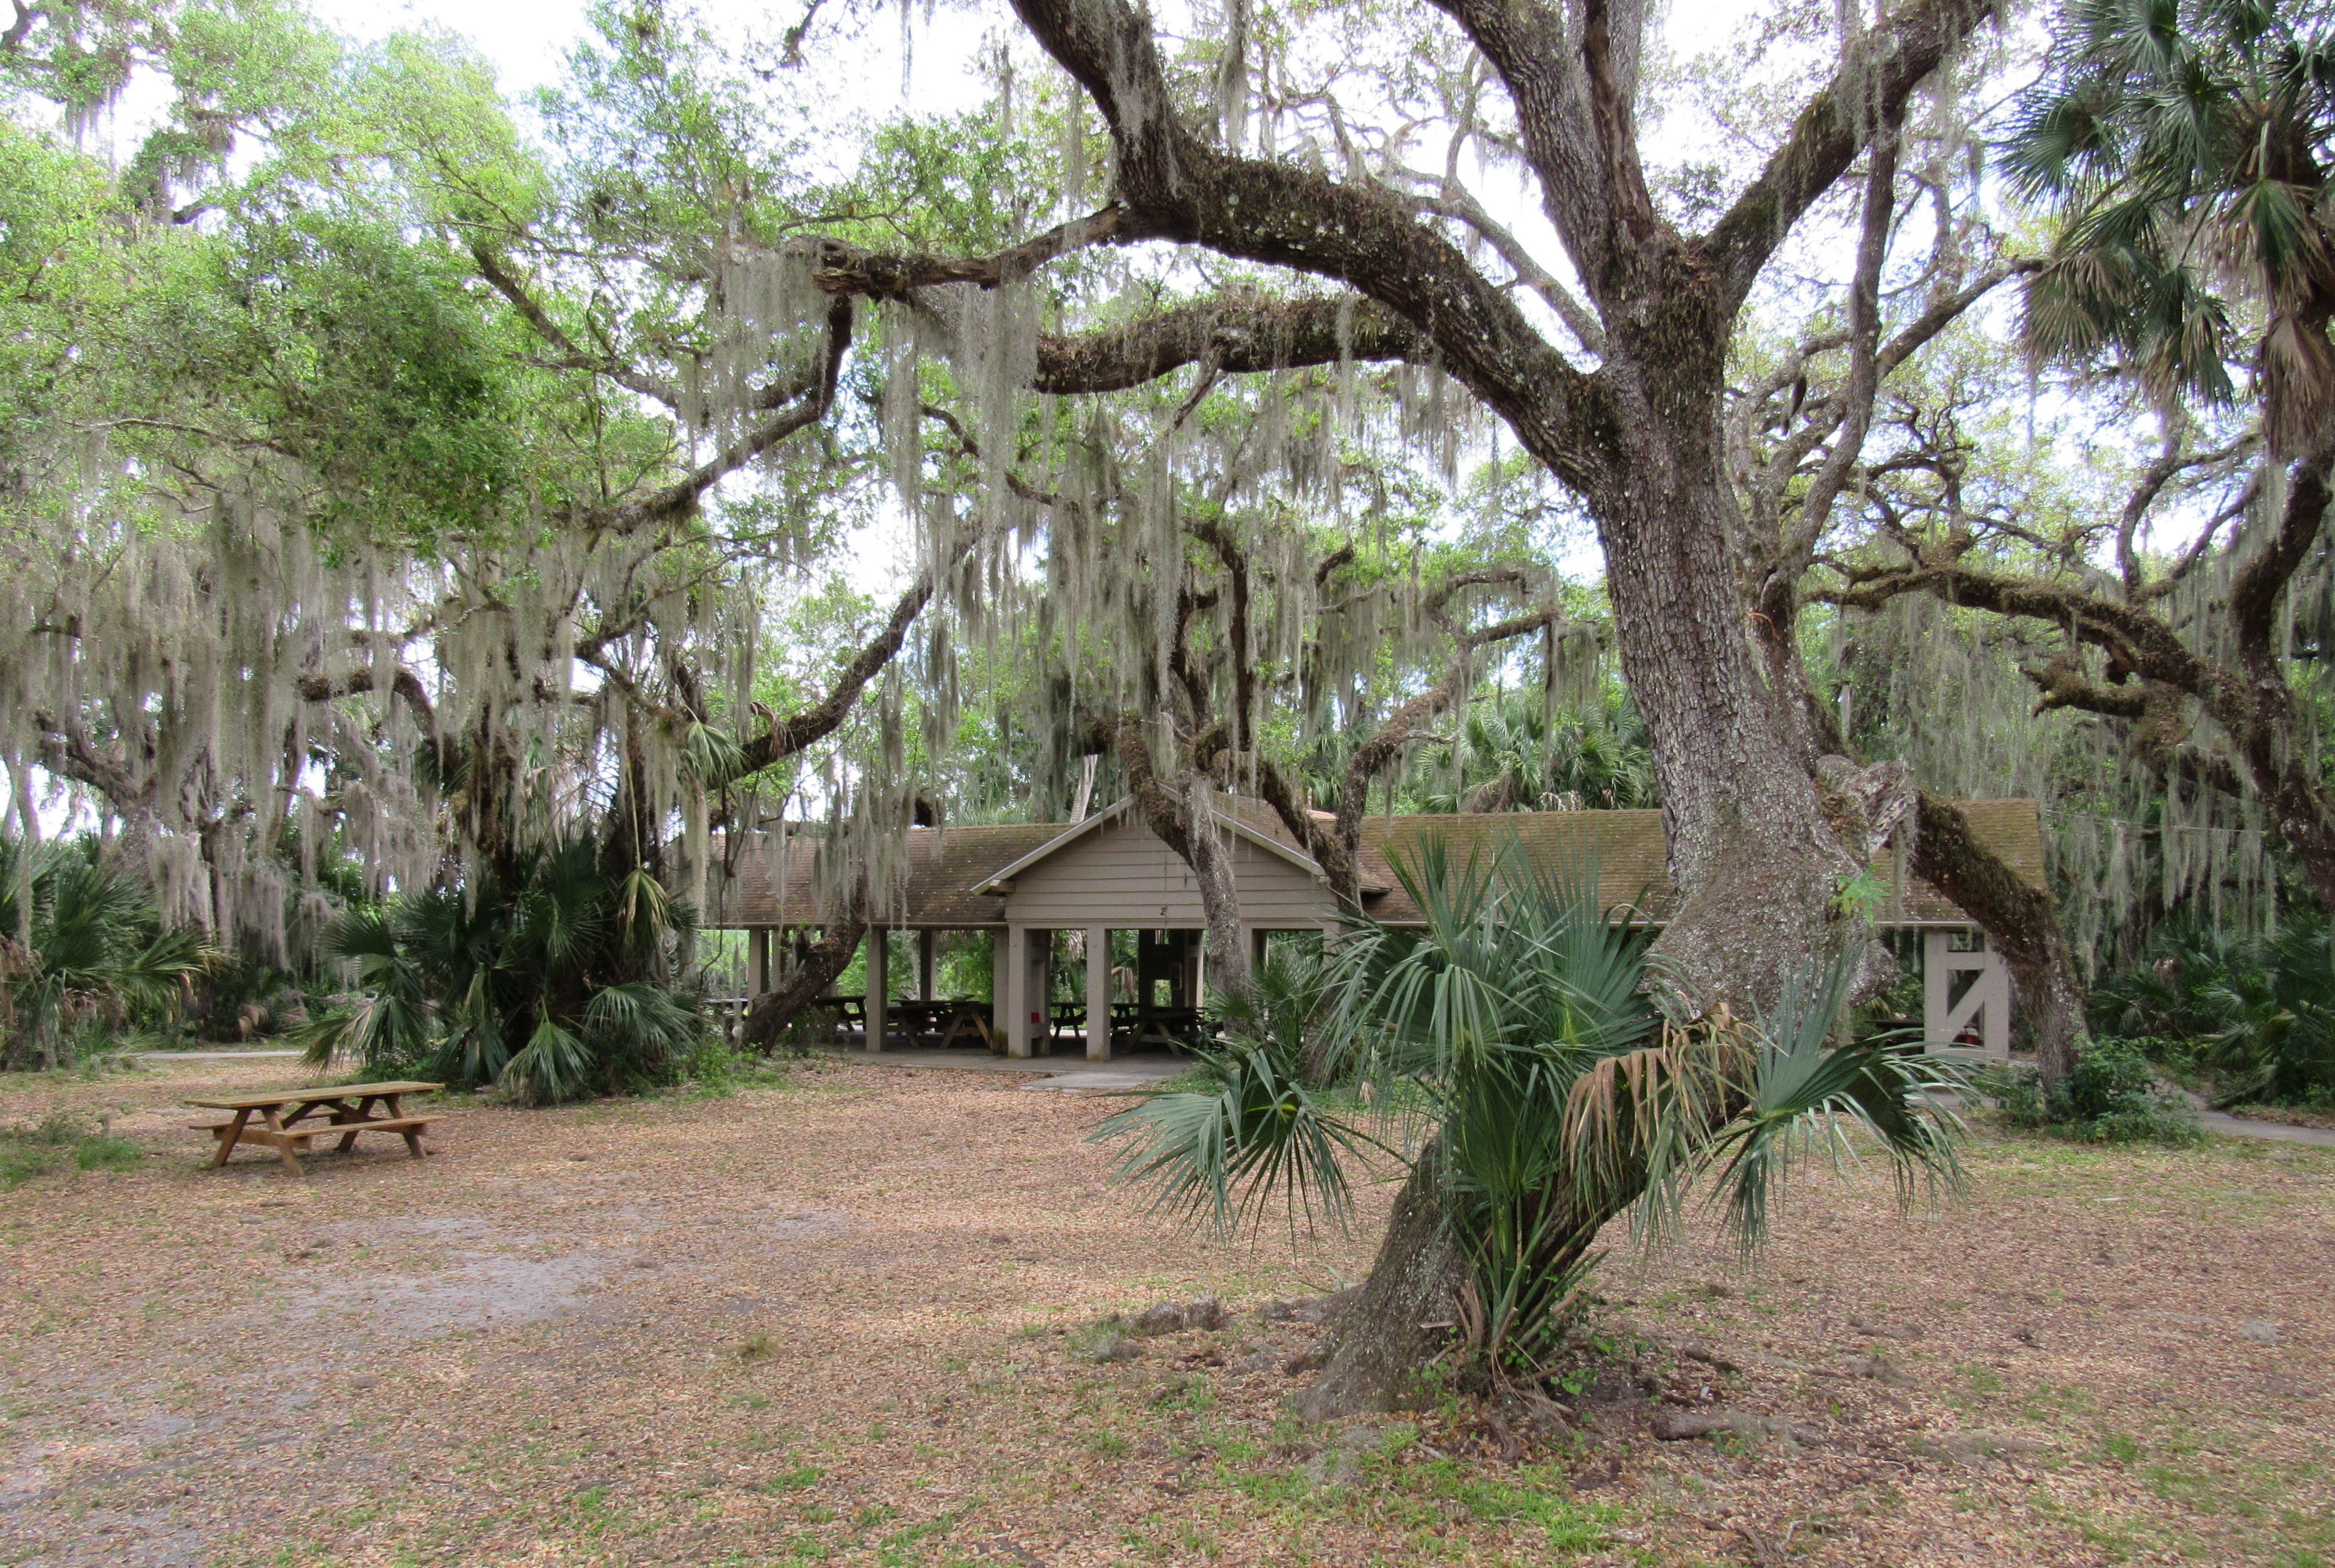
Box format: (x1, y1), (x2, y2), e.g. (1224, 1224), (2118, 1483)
(0, 1055), (2328, 1566)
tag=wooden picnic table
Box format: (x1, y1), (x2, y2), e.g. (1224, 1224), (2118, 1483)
(188, 1081), (443, 1173)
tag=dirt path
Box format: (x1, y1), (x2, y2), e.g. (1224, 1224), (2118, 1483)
(2, 1058), (2329, 1566)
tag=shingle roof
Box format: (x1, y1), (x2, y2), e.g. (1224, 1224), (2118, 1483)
(701, 800), (2045, 929)
(702, 823), (1063, 929)
(1353, 800), (2045, 925)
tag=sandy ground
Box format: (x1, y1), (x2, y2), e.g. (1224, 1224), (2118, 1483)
(1, 1056), (2329, 1567)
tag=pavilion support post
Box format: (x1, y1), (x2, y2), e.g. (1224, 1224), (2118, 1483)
(866, 927), (888, 1054)
(1249, 925), (1267, 975)
(1085, 924), (1111, 1062)
(1029, 929), (1055, 1056)
(749, 927), (772, 997)
(918, 928), (936, 1000)
(1004, 926), (1034, 1058)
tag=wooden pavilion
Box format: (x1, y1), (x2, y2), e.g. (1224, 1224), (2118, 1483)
(702, 797), (2045, 1064)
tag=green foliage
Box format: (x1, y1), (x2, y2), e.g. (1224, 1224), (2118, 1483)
(1101, 947), (1380, 1235)
(1984, 1037), (2203, 1145)
(2092, 916), (2335, 1108)
(298, 832), (705, 1103)
(1413, 687), (1657, 813)
(2005, 0), (2335, 446)
(1101, 838), (1965, 1382)
(1, 837), (219, 1070)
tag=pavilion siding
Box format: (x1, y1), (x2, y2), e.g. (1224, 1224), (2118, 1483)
(1004, 818), (1330, 928)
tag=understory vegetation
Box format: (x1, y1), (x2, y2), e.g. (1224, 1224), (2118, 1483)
(2090, 916), (2335, 1114)
(0, 838), (216, 1071)
(1983, 1037), (2204, 1146)
(297, 832), (712, 1104)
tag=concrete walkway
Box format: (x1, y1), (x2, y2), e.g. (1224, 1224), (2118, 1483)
(1934, 1084), (2335, 1149)
(2196, 1111), (2335, 1146)
(135, 1048), (304, 1063)
(812, 1047), (1188, 1094)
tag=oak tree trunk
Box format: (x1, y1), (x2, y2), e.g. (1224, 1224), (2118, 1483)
(742, 916), (870, 1051)
(1291, 1158), (1465, 1418)
(1588, 303), (1858, 1005)
(1910, 792), (2087, 1084)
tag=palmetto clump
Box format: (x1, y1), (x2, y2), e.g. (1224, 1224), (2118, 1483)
(1418, 689), (1657, 815)
(0, 837), (218, 1070)
(1101, 841), (1964, 1387)
(299, 832), (704, 1104)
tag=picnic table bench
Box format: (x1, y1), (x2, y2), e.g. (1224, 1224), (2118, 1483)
(189, 1081), (443, 1173)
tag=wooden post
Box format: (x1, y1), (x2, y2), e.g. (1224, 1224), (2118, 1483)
(750, 927), (772, 997)
(1004, 925), (1033, 1058)
(1250, 925), (1267, 974)
(866, 927), (888, 1054)
(1085, 924), (1111, 1062)
(919, 928), (936, 999)
(1031, 929), (1055, 1056)
(1924, 928), (2012, 1061)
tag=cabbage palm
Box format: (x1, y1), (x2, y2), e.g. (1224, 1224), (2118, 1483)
(1101, 839), (1963, 1385)
(1421, 690), (1658, 813)
(2006, 0), (2335, 450)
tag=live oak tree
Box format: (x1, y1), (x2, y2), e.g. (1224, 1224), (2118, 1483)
(747, 0), (2033, 1409)
(0, 7), (987, 965)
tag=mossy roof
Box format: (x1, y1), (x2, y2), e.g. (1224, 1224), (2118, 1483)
(701, 800), (2044, 930)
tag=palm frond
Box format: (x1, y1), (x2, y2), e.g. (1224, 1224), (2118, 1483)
(502, 1007), (593, 1105)
(1697, 956), (1967, 1252)
(1095, 1037), (1386, 1236)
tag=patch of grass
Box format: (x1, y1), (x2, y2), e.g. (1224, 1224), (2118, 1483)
(74, 1134), (140, 1172)
(1066, 1316), (1135, 1364)
(1229, 1447), (1617, 1552)
(1, 1115), (140, 1187)
(874, 1508), (961, 1566)
(1151, 1373), (1217, 1415)
(765, 1465), (825, 1493)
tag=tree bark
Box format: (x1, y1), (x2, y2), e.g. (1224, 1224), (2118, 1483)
(741, 914), (869, 1050)
(1909, 792), (2087, 1084)
(1181, 778), (1253, 999)
(1292, 1158), (1467, 1418)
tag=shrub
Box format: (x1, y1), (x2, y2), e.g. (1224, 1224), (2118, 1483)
(2, 836), (219, 1071)
(2091, 916), (2335, 1109)
(1983, 1037), (2201, 1146)
(297, 831), (707, 1103)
